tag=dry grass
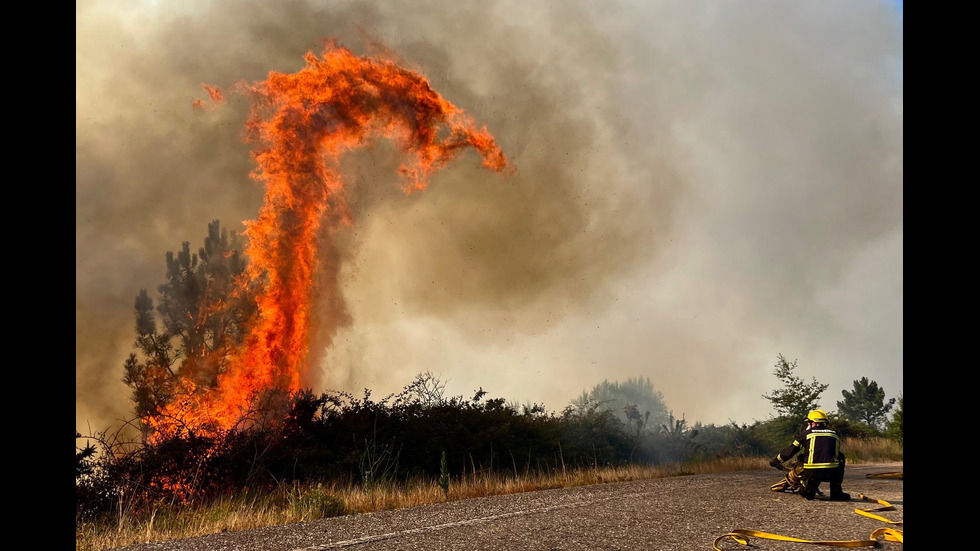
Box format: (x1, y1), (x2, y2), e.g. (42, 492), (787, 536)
(840, 436), (903, 463)
(76, 443), (900, 551)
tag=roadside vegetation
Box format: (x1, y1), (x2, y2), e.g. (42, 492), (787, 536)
(76, 367), (902, 551)
(75, 221), (903, 550)
(76, 423), (900, 551)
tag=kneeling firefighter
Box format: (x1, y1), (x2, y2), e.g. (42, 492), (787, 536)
(769, 409), (851, 501)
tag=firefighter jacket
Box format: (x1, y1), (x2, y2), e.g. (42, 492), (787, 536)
(776, 425), (843, 469)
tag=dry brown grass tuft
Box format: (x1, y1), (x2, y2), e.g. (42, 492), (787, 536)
(840, 436), (904, 463)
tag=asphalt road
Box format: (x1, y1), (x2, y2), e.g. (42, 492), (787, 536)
(115, 463), (903, 551)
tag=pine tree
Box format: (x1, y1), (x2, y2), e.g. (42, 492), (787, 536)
(884, 392), (903, 443)
(836, 377), (895, 429)
(122, 220), (256, 427)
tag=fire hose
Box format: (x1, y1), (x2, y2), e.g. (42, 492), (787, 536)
(712, 472), (903, 549)
(865, 471), (902, 480)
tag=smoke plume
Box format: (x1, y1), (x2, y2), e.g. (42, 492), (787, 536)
(76, 0), (902, 435)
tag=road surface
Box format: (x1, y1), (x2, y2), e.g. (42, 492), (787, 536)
(116, 463), (903, 551)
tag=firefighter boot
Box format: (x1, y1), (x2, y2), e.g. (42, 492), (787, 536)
(829, 483), (850, 501)
(799, 477), (820, 500)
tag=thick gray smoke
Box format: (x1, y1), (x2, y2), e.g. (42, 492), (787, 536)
(76, 0), (902, 435)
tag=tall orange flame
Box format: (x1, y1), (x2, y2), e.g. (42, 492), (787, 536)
(151, 40), (508, 440)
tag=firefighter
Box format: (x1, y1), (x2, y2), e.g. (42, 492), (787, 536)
(769, 409), (851, 501)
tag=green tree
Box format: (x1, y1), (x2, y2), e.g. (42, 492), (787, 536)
(836, 377), (895, 429)
(571, 376), (669, 430)
(123, 220), (256, 427)
(884, 392), (903, 443)
(761, 354), (828, 420)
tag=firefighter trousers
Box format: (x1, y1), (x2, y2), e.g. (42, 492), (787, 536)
(799, 461), (846, 500)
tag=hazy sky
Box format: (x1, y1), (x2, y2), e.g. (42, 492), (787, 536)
(76, 0), (903, 436)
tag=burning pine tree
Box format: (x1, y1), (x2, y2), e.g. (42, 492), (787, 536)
(125, 40), (508, 442)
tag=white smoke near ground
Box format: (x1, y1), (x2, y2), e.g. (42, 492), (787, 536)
(76, 0), (902, 434)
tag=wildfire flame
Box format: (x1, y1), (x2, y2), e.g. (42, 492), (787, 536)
(150, 40), (508, 440)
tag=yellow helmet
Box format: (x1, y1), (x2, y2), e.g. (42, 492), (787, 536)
(807, 409), (828, 423)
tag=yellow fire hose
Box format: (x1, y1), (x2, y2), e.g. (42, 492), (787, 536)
(712, 472), (903, 549)
(865, 471), (903, 480)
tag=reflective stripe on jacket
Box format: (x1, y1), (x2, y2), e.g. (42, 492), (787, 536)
(802, 429), (841, 469)
(777, 426), (842, 469)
